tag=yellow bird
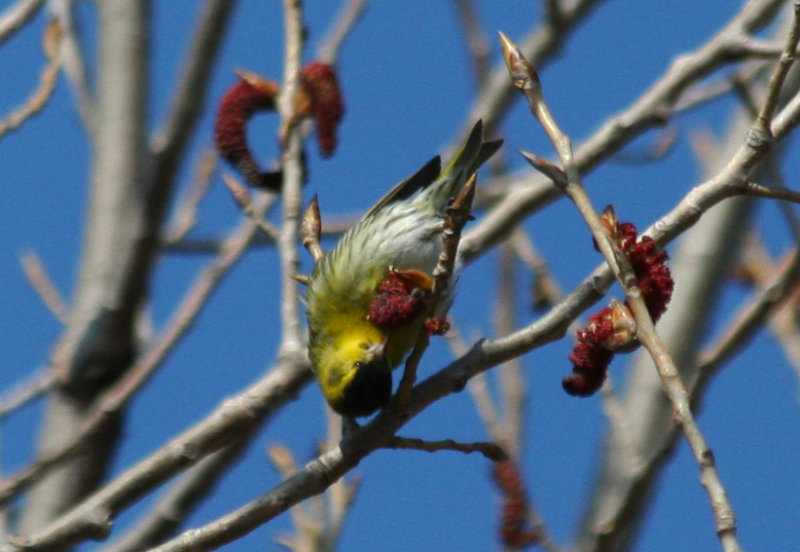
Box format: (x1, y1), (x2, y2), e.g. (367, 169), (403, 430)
(306, 121), (502, 416)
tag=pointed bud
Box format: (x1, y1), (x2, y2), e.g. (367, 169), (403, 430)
(301, 195), (324, 262)
(519, 149), (567, 188)
(292, 274), (310, 285)
(233, 69), (280, 98)
(595, 205), (636, 252)
(498, 31), (540, 92)
(599, 204), (619, 237)
(599, 298), (638, 351)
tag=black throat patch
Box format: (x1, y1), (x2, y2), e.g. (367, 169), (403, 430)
(334, 360), (392, 417)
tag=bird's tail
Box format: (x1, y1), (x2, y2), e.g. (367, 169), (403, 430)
(363, 120), (502, 219)
(428, 119), (503, 209)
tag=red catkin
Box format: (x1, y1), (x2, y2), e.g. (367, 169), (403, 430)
(563, 210), (674, 397)
(367, 274), (428, 330)
(214, 76), (282, 190)
(492, 459), (539, 548)
(424, 316), (451, 336)
(300, 62), (345, 157)
(214, 63), (345, 191)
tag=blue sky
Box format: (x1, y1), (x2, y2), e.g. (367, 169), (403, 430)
(1, 1), (798, 551)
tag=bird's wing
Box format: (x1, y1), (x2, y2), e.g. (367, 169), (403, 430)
(363, 155), (442, 220)
(363, 120), (502, 219)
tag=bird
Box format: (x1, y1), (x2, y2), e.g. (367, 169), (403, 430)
(306, 121), (502, 417)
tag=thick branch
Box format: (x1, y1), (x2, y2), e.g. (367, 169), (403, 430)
(20, 0), (150, 532)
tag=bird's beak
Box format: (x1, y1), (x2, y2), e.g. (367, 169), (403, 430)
(365, 336), (389, 363)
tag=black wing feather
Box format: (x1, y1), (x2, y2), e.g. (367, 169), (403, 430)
(364, 155), (442, 219)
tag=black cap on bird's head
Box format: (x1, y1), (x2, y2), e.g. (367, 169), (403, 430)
(335, 356), (392, 417)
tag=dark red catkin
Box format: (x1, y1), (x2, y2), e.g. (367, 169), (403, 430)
(299, 62), (345, 157)
(214, 63), (345, 191)
(214, 71), (282, 191)
(492, 459), (539, 549)
(367, 271), (429, 330)
(563, 208), (674, 397)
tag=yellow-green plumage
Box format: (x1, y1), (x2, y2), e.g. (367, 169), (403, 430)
(306, 121), (502, 416)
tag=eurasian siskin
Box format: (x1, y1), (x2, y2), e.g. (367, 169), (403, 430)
(306, 121), (502, 417)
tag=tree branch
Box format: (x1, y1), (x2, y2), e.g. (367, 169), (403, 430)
(0, 0), (45, 48)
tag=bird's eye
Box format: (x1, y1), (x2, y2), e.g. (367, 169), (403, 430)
(354, 361), (364, 369)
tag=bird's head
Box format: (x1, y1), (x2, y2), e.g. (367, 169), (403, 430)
(313, 332), (393, 418)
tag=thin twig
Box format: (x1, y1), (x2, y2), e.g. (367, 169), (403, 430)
(221, 173), (281, 241)
(675, 60), (770, 114)
(316, 0), (367, 64)
(741, 180), (800, 203)
(466, 371), (503, 442)
(165, 212), (357, 255)
(147, 0), (237, 263)
(451, 0), (491, 87)
(453, 320), (505, 441)
(611, 126), (679, 165)
(20, 250), (69, 324)
(0, 19), (61, 139)
(386, 436), (506, 461)
(165, 149), (218, 243)
(754, 0), (800, 134)
(509, 228), (564, 311)
(734, 232), (800, 393)
(50, 0), (96, 133)
(0, 369), (53, 421)
(0, 0), (45, 48)
(500, 30), (743, 552)
(150, 0), (236, 159)
(696, 245), (800, 373)
(392, 175), (477, 414)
